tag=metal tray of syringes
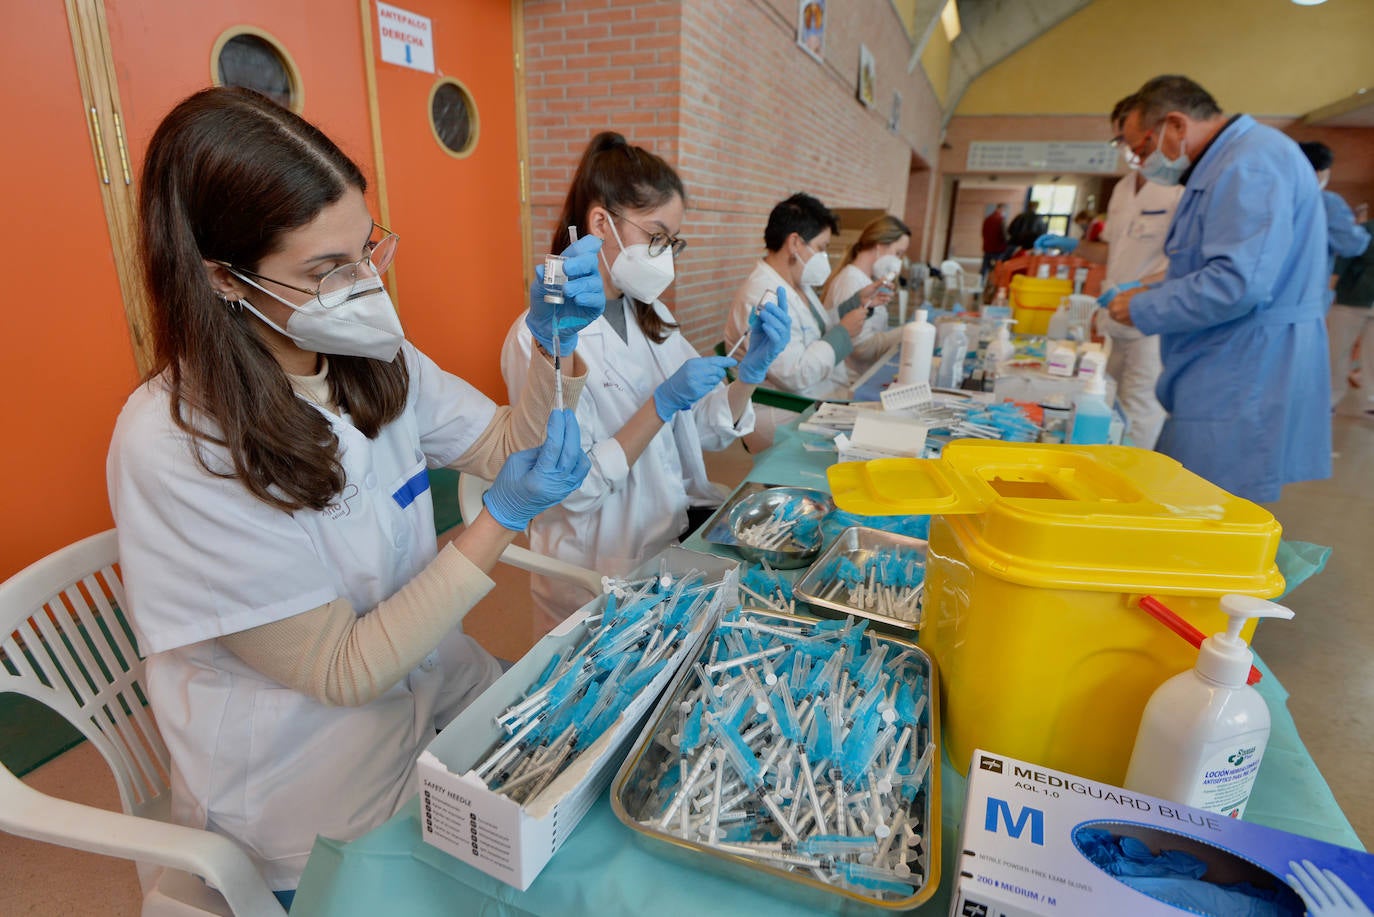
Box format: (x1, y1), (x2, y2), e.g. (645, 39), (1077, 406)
(610, 606), (941, 911)
(793, 526), (927, 631)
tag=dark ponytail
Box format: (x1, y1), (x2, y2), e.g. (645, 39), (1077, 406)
(140, 87), (409, 512)
(553, 132), (686, 343)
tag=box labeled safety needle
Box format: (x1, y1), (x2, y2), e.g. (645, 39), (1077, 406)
(417, 548), (738, 890)
(951, 749), (1374, 916)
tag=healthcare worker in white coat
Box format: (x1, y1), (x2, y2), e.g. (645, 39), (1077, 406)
(105, 88), (599, 906)
(501, 132), (790, 629)
(1108, 76), (1331, 503)
(724, 193), (890, 450)
(1086, 94), (1183, 451)
(820, 214), (909, 379)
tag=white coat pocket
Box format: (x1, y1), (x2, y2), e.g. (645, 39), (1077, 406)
(1128, 210), (1171, 241)
(387, 450), (430, 512)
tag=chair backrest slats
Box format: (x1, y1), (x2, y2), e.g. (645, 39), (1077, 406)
(1, 531), (170, 818)
(81, 569), (140, 682)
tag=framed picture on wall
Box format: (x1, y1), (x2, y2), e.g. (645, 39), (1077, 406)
(797, 0), (825, 63)
(889, 90), (902, 132)
(857, 44), (877, 109)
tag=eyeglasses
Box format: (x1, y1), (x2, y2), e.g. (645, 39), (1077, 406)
(228, 225), (399, 309)
(611, 212), (686, 258)
(1111, 126), (1158, 169)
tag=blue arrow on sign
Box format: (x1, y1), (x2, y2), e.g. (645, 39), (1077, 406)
(405, 44), (412, 64)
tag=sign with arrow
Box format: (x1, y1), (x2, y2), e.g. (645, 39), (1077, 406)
(377, 2), (434, 73)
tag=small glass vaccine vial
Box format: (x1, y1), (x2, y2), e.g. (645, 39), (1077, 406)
(543, 253), (568, 305)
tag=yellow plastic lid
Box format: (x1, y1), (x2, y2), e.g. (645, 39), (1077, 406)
(827, 441), (1284, 595)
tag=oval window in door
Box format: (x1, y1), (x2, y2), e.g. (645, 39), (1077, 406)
(211, 27), (303, 113)
(429, 78), (479, 158)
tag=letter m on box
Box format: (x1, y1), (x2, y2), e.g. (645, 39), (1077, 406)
(985, 796), (1044, 846)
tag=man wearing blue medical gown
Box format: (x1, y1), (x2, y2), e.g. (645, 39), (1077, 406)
(1108, 76), (1331, 503)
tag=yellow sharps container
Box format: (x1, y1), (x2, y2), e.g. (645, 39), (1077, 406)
(827, 440), (1284, 786)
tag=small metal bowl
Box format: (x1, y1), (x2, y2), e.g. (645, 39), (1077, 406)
(726, 486), (834, 569)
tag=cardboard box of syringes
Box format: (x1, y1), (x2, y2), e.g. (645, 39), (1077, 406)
(951, 749), (1374, 917)
(417, 547), (739, 890)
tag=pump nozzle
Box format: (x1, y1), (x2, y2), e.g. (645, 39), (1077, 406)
(1196, 595), (1293, 687)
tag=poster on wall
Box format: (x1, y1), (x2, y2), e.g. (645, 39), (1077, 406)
(797, 0), (825, 63)
(889, 91), (902, 132)
(857, 44), (877, 109)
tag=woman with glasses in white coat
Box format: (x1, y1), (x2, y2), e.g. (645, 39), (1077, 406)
(501, 132), (790, 632)
(106, 88), (599, 907)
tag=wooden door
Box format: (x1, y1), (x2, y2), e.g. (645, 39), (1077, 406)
(367, 0), (527, 399)
(102, 0), (382, 223)
(0, 4), (138, 580)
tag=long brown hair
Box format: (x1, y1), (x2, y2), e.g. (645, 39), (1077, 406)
(552, 132), (685, 343)
(140, 87), (410, 512)
(819, 214), (910, 303)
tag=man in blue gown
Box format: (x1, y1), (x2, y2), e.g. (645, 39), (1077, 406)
(1106, 75), (1331, 503)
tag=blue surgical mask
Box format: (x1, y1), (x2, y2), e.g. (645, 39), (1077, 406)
(1141, 130), (1189, 187)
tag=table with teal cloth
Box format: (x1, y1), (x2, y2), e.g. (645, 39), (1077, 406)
(289, 420), (1359, 917)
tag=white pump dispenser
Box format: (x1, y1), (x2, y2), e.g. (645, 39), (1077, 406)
(897, 308), (937, 385)
(1124, 595), (1294, 818)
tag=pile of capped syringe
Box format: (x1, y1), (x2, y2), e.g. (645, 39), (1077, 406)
(623, 610), (935, 902)
(736, 500), (822, 552)
(810, 547), (924, 623)
(470, 563), (725, 805)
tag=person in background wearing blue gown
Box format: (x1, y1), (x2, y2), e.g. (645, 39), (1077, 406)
(1105, 75), (1331, 504)
(1297, 141), (1371, 276)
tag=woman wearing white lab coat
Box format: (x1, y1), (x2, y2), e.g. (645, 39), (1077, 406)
(501, 133), (790, 629)
(105, 88), (599, 903)
(821, 214), (910, 377)
(723, 193), (889, 450)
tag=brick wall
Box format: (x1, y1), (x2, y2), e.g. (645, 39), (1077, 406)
(524, 0), (945, 351)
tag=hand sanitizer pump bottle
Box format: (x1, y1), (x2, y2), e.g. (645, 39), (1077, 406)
(1124, 595), (1294, 818)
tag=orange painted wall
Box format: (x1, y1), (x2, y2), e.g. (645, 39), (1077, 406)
(372, 0), (525, 400)
(0, 5), (138, 580)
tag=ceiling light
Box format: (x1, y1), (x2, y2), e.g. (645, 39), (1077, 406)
(1290, 0), (1328, 6)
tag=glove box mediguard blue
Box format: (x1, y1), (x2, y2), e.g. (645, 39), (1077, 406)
(951, 749), (1373, 917)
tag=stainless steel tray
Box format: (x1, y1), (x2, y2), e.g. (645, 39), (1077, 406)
(610, 606), (941, 911)
(794, 526), (928, 631)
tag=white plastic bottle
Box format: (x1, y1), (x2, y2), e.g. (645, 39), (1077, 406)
(896, 309), (936, 385)
(1046, 299), (1071, 340)
(933, 322), (968, 389)
(1124, 595), (1294, 818)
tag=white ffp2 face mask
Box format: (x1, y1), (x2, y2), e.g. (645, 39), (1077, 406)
(798, 241), (831, 287)
(872, 254), (904, 282)
(605, 217), (675, 303)
(231, 272), (405, 362)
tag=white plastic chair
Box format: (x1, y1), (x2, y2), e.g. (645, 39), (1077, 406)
(456, 475), (604, 595)
(0, 530), (285, 916)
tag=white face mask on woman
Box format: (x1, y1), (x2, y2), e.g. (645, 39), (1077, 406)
(798, 239), (831, 287)
(872, 253), (904, 281)
(604, 217), (676, 303)
(232, 273), (405, 362)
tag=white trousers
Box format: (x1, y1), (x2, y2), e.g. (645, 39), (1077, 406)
(1328, 303), (1374, 409)
(1105, 334), (1166, 450)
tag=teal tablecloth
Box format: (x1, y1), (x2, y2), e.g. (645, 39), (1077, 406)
(290, 419), (1358, 917)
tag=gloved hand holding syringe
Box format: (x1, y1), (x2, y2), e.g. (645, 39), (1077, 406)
(726, 288), (792, 385)
(526, 226), (604, 407)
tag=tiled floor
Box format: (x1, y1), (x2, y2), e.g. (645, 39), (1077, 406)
(2, 415), (1370, 914)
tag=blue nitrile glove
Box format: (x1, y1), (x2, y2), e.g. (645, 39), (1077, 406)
(481, 409), (591, 531)
(1033, 233), (1079, 254)
(525, 234), (605, 354)
(737, 289), (792, 384)
(1096, 279), (1142, 307)
(653, 356), (737, 422)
